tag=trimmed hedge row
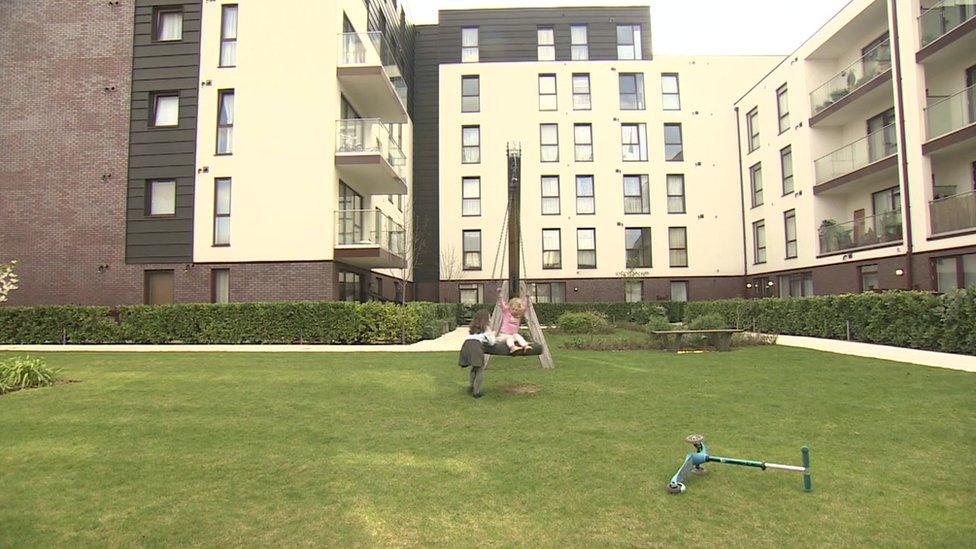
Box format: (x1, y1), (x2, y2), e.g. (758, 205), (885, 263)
(454, 301), (685, 325)
(684, 289), (976, 355)
(0, 302), (457, 345)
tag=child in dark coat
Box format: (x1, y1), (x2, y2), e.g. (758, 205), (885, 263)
(459, 310), (495, 398)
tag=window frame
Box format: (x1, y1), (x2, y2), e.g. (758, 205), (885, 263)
(576, 228), (597, 269)
(216, 89), (235, 155)
(152, 7), (183, 43)
(616, 24), (642, 60)
(776, 84), (790, 134)
(670, 280), (689, 302)
(531, 282), (566, 304)
(541, 175), (560, 215)
(625, 227), (652, 269)
(542, 228), (562, 270)
(462, 229), (482, 271)
(664, 123), (684, 162)
(931, 253), (976, 292)
(219, 4), (239, 68)
(666, 174), (686, 214)
(780, 145), (794, 195)
(149, 92), (180, 128)
(211, 268), (230, 304)
(537, 25), (555, 61)
(540, 123), (559, 162)
(575, 175), (595, 215)
(625, 280), (643, 303)
(461, 176), (481, 217)
(621, 123), (648, 162)
(753, 219), (767, 265)
(750, 162), (764, 208)
(618, 73), (646, 111)
(746, 107), (760, 153)
(461, 27), (479, 62)
(571, 24), (589, 60)
(784, 209), (798, 259)
(458, 283), (485, 304)
(623, 174), (650, 215)
(462, 125), (481, 164)
(538, 74), (558, 111)
(661, 73), (681, 111)
(213, 177), (232, 246)
(144, 269), (175, 305)
(574, 123), (593, 162)
(859, 264), (880, 292)
(461, 75), (480, 113)
(572, 73), (591, 110)
(669, 226), (689, 267)
(145, 179), (177, 217)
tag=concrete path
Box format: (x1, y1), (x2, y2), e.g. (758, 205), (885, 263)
(775, 335), (976, 373)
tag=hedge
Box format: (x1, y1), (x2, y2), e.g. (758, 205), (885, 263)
(0, 302), (457, 345)
(454, 301), (684, 325)
(683, 289), (976, 355)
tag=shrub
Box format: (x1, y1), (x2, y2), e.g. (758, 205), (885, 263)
(686, 313), (729, 330)
(563, 336), (662, 351)
(0, 356), (60, 394)
(645, 315), (674, 333)
(557, 312), (612, 334)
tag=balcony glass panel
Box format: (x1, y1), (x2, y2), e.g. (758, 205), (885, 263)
(919, 0), (976, 47)
(925, 84), (976, 140)
(930, 190), (976, 234)
(814, 124), (898, 184)
(338, 31), (408, 106)
(818, 212), (903, 254)
(336, 118), (406, 181)
(810, 40), (891, 116)
(335, 209), (405, 255)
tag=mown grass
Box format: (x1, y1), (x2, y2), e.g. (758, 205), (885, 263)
(1, 346), (974, 547)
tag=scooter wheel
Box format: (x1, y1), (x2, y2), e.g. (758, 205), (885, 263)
(667, 483), (686, 494)
(685, 434), (704, 445)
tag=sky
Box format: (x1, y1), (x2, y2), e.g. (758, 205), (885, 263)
(406, 0), (853, 55)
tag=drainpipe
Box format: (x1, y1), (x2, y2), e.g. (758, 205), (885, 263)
(889, 0), (915, 290)
(734, 106), (750, 297)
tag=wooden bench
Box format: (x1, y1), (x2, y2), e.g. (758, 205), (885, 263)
(651, 329), (744, 352)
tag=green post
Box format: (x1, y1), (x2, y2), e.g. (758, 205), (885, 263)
(801, 446), (812, 492)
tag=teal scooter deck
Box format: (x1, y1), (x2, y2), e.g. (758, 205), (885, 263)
(667, 434), (812, 494)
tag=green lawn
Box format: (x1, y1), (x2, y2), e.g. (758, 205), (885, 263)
(1, 344), (974, 547)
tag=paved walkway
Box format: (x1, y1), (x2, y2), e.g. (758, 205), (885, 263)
(775, 335), (976, 373)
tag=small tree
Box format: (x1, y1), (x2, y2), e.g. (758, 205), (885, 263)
(0, 260), (20, 304)
(440, 245), (462, 284)
(393, 200), (431, 343)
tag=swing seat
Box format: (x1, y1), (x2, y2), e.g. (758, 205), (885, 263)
(484, 342), (546, 356)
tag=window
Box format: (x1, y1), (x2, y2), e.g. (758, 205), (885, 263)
(784, 209), (797, 259)
(746, 108), (760, 152)
(541, 176), (560, 215)
(625, 228), (651, 268)
(621, 123), (648, 161)
(213, 178), (231, 246)
(571, 24), (588, 60)
(211, 269), (230, 304)
(574, 124), (593, 161)
(219, 5), (238, 67)
(540, 124), (559, 162)
(462, 126), (480, 163)
(145, 270), (175, 305)
(753, 220), (766, 264)
(662, 73), (680, 110)
(153, 8), (183, 42)
(538, 74), (557, 111)
(860, 264), (879, 292)
(664, 123), (683, 162)
(778, 272), (813, 298)
(619, 73), (645, 110)
(462, 177), (480, 216)
(667, 174), (686, 214)
(750, 163), (763, 207)
(461, 27), (479, 62)
(933, 254), (976, 292)
(576, 175), (594, 214)
(537, 26), (555, 61)
(150, 93), (179, 127)
(216, 90), (234, 155)
(776, 84), (790, 134)
(531, 282), (566, 303)
(669, 227), (688, 267)
(572, 74), (591, 110)
(461, 75), (480, 112)
(781, 146), (794, 195)
(625, 280), (643, 303)
(146, 179), (176, 216)
(616, 24), (642, 60)
(339, 271), (363, 302)
(463, 230), (481, 270)
(751, 277), (774, 298)
(459, 283), (484, 304)
(577, 228), (596, 269)
(542, 229), (561, 269)
(670, 281), (689, 302)
(623, 175), (650, 214)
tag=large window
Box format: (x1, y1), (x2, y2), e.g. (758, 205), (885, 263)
(146, 179), (176, 217)
(625, 280), (643, 303)
(577, 228), (596, 269)
(211, 269), (230, 304)
(616, 24), (642, 60)
(623, 175), (650, 214)
(776, 84), (790, 134)
(670, 281), (689, 302)
(661, 73), (680, 110)
(667, 174), (686, 214)
(781, 146), (794, 195)
(664, 123), (683, 162)
(571, 24), (589, 60)
(778, 272), (813, 298)
(621, 123), (648, 161)
(746, 108), (760, 152)
(542, 229), (561, 269)
(753, 220), (766, 264)
(219, 5), (238, 67)
(541, 176), (560, 215)
(540, 124), (559, 162)
(151, 93), (179, 127)
(537, 26), (555, 61)
(576, 175), (595, 214)
(619, 73), (645, 110)
(669, 227), (688, 267)
(216, 90), (235, 155)
(462, 177), (481, 216)
(463, 230), (482, 270)
(213, 178), (231, 246)
(145, 270), (175, 305)
(574, 124), (593, 162)
(461, 75), (480, 112)
(572, 74), (591, 110)
(153, 7), (183, 42)
(539, 74), (557, 111)
(625, 227), (652, 268)
(531, 282), (566, 303)
(459, 283), (485, 304)
(462, 126), (480, 163)
(461, 27), (479, 62)
(934, 253), (976, 292)
(784, 209), (797, 259)
(339, 271), (363, 302)
(750, 163), (763, 207)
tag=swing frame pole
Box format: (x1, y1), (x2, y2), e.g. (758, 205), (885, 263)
(507, 143), (521, 300)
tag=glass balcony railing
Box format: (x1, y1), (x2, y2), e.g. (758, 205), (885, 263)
(930, 190), (976, 234)
(919, 0), (976, 47)
(819, 211), (903, 254)
(926, 84), (976, 140)
(338, 31), (407, 106)
(336, 118), (407, 180)
(810, 40), (892, 116)
(335, 209), (405, 256)
(814, 124), (898, 184)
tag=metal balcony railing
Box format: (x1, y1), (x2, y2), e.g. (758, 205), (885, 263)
(810, 40), (892, 116)
(336, 118), (407, 180)
(335, 209), (405, 255)
(919, 0), (976, 47)
(818, 212), (903, 254)
(926, 84), (976, 140)
(930, 190), (976, 234)
(814, 124), (898, 184)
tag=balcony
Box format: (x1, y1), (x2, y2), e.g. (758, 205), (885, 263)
(924, 84), (976, 153)
(335, 119), (407, 196)
(930, 190), (976, 236)
(918, 0), (976, 61)
(813, 124), (898, 193)
(334, 209), (406, 269)
(338, 32), (408, 123)
(809, 40), (892, 125)
(818, 212), (903, 255)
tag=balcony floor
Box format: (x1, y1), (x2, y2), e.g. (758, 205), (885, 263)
(337, 66), (408, 123)
(810, 72), (893, 128)
(815, 154), (898, 195)
(335, 153), (408, 196)
(335, 245), (406, 269)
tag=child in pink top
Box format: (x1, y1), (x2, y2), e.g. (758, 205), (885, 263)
(496, 287), (532, 353)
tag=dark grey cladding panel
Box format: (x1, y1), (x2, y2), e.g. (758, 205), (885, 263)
(125, 0), (202, 264)
(364, 0), (415, 116)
